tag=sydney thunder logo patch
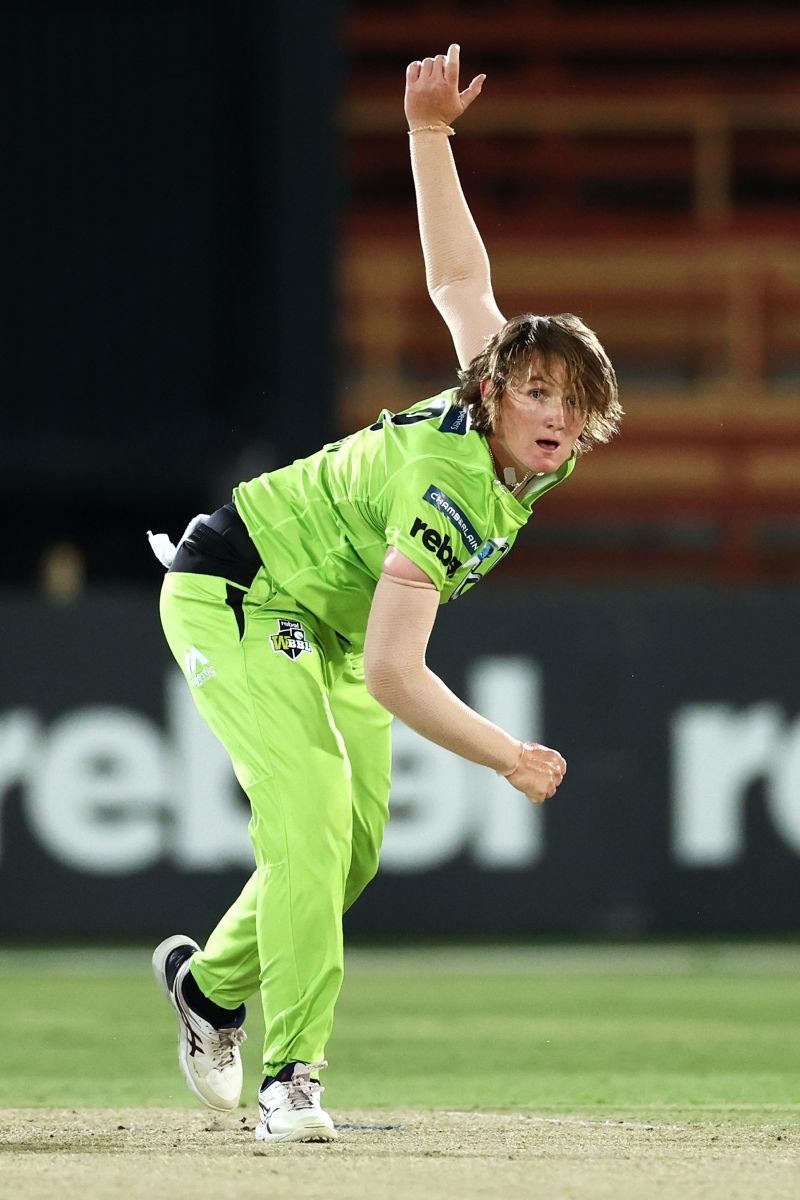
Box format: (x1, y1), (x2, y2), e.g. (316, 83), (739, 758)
(270, 619), (313, 660)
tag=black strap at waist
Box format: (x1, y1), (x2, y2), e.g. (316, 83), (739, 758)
(170, 502), (263, 589)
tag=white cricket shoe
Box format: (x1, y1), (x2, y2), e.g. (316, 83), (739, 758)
(255, 1060), (337, 1143)
(152, 933), (247, 1111)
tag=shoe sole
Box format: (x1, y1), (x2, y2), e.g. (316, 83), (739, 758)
(152, 934), (239, 1113)
(255, 1123), (337, 1144)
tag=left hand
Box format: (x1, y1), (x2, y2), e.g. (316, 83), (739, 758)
(146, 512), (209, 569)
(404, 43), (486, 131)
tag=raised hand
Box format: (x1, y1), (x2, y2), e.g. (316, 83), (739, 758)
(404, 43), (486, 131)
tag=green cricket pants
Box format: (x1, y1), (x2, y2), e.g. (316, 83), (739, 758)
(159, 567), (392, 1075)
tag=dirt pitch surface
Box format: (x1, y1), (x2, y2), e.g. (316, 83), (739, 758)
(2, 1108), (797, 1200)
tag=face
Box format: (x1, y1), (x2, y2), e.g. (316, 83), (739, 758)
(485, 355), (586, 478)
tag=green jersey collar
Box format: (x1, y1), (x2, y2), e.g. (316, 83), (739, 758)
(478, 436), (576, 517)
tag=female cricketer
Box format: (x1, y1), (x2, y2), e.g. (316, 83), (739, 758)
(150, 45), (622, 1143)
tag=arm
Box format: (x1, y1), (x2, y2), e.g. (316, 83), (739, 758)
(364, 549), (567, 805)
(405, 45), (506, 368)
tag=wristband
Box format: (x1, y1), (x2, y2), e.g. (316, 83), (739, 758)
(408, 124), (456, 136)
(498, 741), (526, 779)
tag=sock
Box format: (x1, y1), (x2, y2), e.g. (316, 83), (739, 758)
(261, 1062), (319, 1091)
(181, 967), (245, 1029)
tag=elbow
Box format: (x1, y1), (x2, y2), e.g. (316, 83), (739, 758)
(364, 657), (397, 707)
(363, 660), (381, 702)
(430, 275), (488, 308)
(429, 277), (471, 308)
(364, 655), (419, 715)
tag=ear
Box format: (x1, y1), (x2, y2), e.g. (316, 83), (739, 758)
(479, 377), (492, 400)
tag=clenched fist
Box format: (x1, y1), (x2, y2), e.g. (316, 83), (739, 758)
(505, 742), (567, 805)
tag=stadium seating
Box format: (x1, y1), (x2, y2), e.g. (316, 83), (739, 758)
(341, 2), (800, 580)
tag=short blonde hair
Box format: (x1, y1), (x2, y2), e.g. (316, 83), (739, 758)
(456, 312), (622, 454)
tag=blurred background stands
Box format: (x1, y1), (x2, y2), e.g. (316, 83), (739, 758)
(340, 0), (800, 583)
(4, 0), (800, 588)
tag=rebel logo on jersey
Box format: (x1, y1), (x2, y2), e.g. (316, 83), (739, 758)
(270, 620), (313, 660)
(408, 517), (464, 579)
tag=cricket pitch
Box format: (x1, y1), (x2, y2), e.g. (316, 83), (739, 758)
(2, 1107), (797, 1200)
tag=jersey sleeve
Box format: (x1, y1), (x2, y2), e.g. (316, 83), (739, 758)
(383, 459), (485, 592)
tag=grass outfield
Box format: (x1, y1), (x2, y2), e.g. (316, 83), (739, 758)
(2, 942), (799, 1123)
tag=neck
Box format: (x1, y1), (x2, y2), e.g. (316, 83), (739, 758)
(487, 435), (533, 496)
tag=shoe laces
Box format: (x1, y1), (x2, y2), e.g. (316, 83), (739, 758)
(209, 1025), (247, 1070)
(285, 1060), (328, 1110)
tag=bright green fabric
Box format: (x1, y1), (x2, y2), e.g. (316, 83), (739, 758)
(159, 569), (392, 1073)
(159, 392), (575, 1074)
(234, 390), (574, 650)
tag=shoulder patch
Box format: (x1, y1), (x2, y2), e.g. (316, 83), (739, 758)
(438, 404), (470, 435)
(422, 485), (482, 555)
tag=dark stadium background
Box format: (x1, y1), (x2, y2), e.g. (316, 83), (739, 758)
(2, 0), (800, 940)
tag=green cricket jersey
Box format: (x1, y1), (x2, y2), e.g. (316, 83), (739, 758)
(234, 389), (575, 650)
